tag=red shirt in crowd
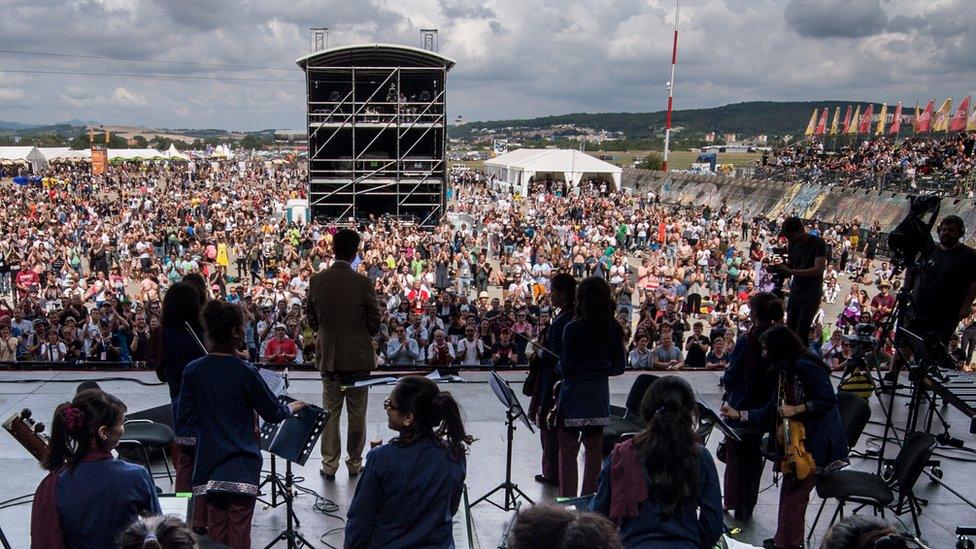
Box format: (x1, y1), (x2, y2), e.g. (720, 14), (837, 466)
(264, 337), (298, 365)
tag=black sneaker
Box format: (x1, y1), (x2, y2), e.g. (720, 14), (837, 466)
(534, 474), (558, 486)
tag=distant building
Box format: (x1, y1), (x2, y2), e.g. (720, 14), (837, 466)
(454, 114), (465, 126)
(704, 132), (716, 143)
(723, 133), (736, 144)
(756, 134), (768, 144)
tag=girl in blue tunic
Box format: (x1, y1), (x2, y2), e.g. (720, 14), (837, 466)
(178, 300), (306, 548)
(556, 276), (626, 497)
(346, 376), (474, 548)
(31, 389), (161, 549)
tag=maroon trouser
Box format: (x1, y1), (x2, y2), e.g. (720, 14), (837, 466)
(174, 444), (208, 531)
(774, 473), (818, 548)
(557, 426), (603, 498)
(206, 492), (256, 549)
(722, 433), (765, 514)
(539, 424), (559, 481)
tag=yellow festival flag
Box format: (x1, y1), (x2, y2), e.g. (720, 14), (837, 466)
(847, 105), (861, 135)
(932, 98), (952, 132)
(804, 108), (818, 136)
(829, 106), (841, 136)
(875, 103), (887, 135)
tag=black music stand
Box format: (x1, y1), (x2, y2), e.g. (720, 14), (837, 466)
(258, 369), (288, 510)
(262, 397), (328, 549)
(471, 371), (535, 511)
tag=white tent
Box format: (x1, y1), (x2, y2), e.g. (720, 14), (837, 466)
(483, 148), (622, 195)
(37, 147), (71, 161)
(107, 148), (167, 161)
(164, 143), (190, 161)
(0, 146), (47, 173)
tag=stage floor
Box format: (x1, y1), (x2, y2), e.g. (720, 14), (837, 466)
(1, 370), (974, 548)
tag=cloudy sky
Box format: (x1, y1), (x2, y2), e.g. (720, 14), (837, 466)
(0, 0), (973, 130)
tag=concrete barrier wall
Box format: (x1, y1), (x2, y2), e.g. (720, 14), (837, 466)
(623, 168), (976, 234)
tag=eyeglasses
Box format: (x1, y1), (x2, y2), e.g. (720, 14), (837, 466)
(383, 397), (398, 411)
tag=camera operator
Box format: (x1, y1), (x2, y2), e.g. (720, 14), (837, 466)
(891, 215), (976, 378)
(771, 217), (826, 345)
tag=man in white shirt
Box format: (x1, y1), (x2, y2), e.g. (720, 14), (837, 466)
(426, 329), (457, 366)
(455, 325), (485, 366)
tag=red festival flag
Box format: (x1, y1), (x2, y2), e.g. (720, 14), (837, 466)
(857, 104), (874, 134)
(916, 99), (934, 132)
(841, 105), (853, 134)
(949, 96), (971, 131)
(815, 108), (829, 135)
(889, 101), (903, 134)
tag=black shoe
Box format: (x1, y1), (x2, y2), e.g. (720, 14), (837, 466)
(733, 508), (753, 521)
(320, 469), (336, 480)
(348, 469), (360, 478)
(534, 474), (558, 486)
(762, 539), (776, 549)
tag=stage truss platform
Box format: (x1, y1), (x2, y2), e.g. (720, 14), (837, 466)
(297, 44), (455, 227)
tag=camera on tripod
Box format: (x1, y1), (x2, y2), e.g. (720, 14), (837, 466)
(768, 246), (790, 296)
(843, 323), (877, 355)
(888, 195), (940, 269)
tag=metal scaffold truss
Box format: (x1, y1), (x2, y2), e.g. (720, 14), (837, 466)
(300, 52), (450, 227)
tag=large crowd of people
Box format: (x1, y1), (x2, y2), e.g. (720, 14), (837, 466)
(759, 132), (976, 195)
(0, 159), (923, 375)
(10, 154), (965, 548)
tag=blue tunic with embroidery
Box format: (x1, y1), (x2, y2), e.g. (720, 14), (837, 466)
(346, 436), (465, 548)
(159, 326), (206, 444)
(56, 454), (161, 548)
(556, 320), (626, 427)
(177, 354), (290, 495)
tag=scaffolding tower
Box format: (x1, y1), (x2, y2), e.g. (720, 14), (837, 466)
(296, 43), (456, 227)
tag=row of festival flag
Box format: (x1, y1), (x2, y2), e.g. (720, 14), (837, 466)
(803, 98), (976, 137)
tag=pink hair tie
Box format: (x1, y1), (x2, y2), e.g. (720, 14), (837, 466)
(62, 405), (86, 434)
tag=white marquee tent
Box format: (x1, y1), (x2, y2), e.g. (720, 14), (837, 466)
(0, 146), (47, 173)
(483, 148), (622, 195)
(107, 148), (168, 161)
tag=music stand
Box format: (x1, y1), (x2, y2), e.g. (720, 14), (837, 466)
(471, 371), (535, 511)
(258, 369), (289, 509)
(261, 396), (329, 549)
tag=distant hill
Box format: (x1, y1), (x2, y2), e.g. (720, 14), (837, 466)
(452, 101), (883, 139)
(0, 120), (38, 130)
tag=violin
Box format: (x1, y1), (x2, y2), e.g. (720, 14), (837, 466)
(777, 394), (816, 480)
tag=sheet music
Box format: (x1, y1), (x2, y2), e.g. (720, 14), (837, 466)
(259, 368), (286, 396)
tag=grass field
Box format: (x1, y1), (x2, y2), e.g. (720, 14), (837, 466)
(454, 149), (761, 171)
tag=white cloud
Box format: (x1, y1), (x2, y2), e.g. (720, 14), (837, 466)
(110, 86), (147, 106)
(0, 0), (972, 128)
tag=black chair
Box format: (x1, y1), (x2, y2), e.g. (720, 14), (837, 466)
(837, 390), (872, 453)
(807, 431), (936, 540)
(118, 419), (175, 484)
(603, 374), (658, 455)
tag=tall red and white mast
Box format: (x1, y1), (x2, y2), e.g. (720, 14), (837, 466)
(662, 0), (680, 172)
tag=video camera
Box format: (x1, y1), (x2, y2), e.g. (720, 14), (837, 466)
(888, 195), (940, 268)
(843, 322), (877, 355)
(768, 246), (790, 297)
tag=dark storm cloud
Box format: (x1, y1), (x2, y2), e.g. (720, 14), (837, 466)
(784, 0), (888, 38)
